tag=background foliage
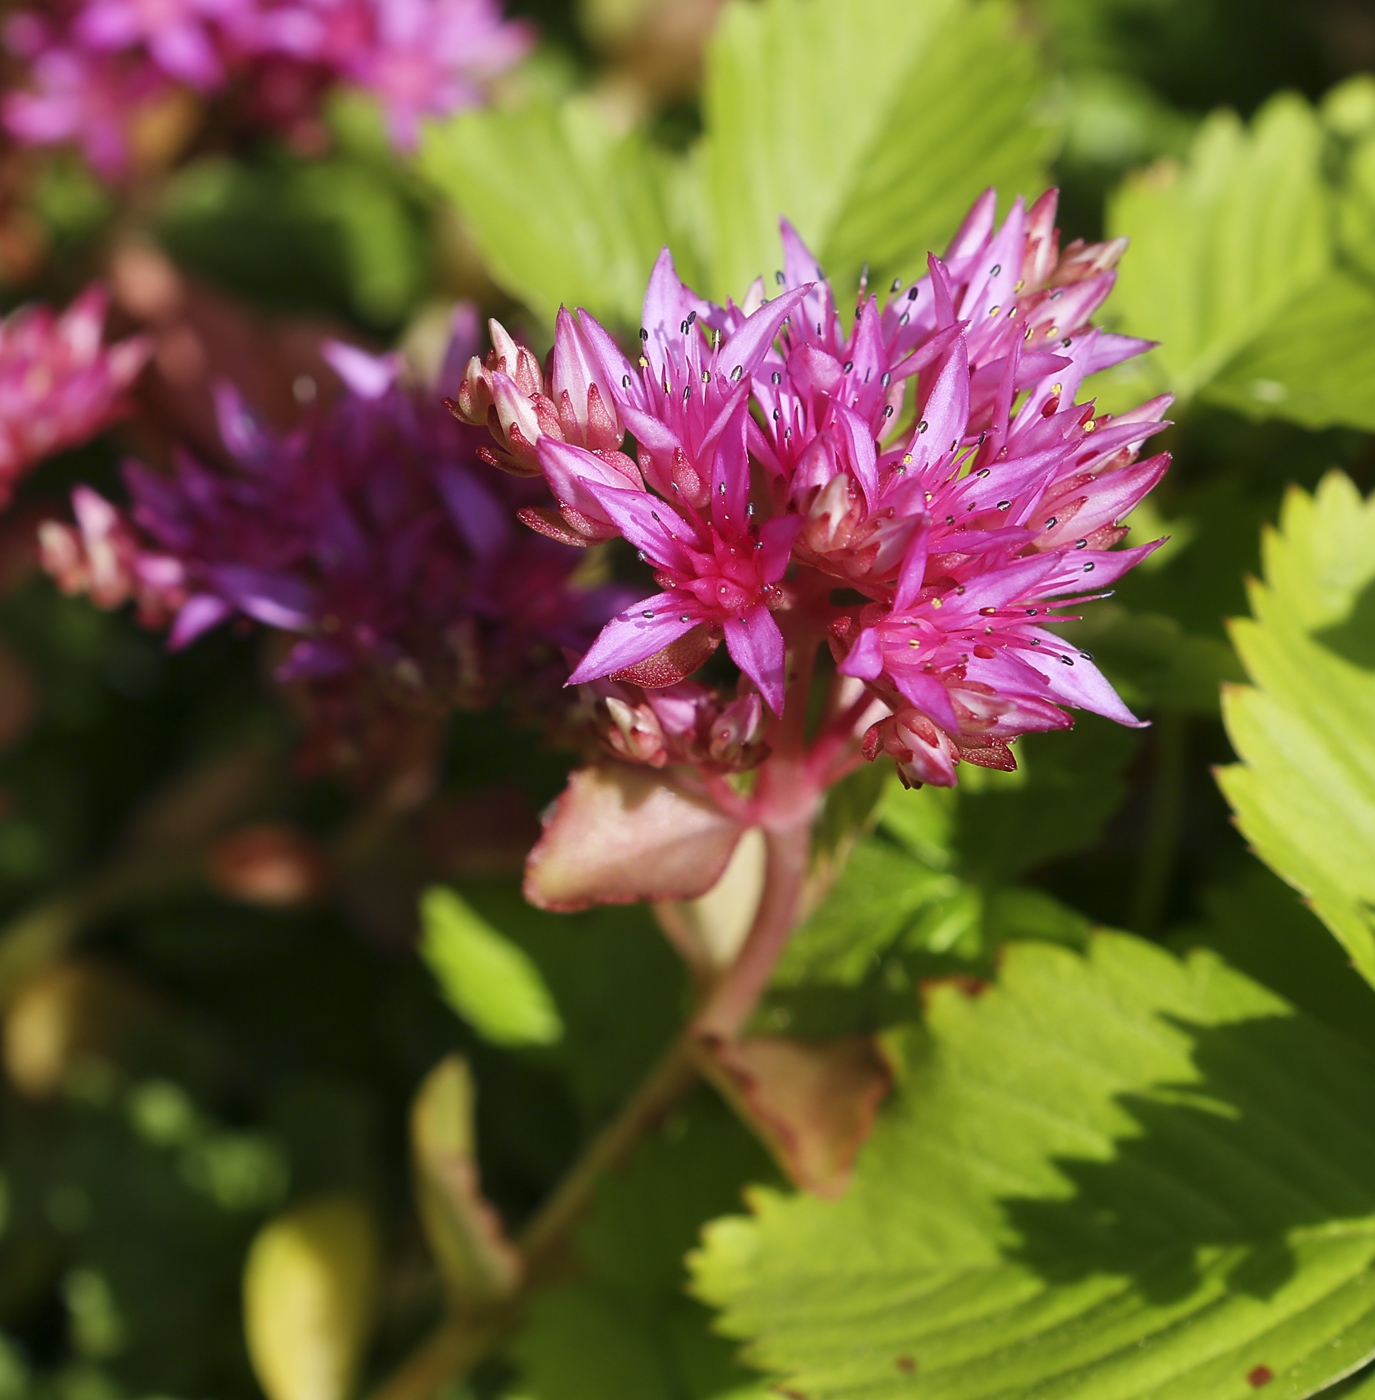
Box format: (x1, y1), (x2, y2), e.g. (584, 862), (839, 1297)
(3, 1), (1375, 1398)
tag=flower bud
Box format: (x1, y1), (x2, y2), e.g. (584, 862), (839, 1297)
(861, 708), (959, 789)
(551, 308), (626, 452)
(603, 694), (670, 767)
(448, 320), (554, 475)
(706, 691), (767, 769)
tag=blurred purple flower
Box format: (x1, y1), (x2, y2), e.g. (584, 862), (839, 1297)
(42, 310), (624, 775)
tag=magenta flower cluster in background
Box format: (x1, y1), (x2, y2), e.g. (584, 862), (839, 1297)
(459, 190), (1171, 791)
(0, 285), (150, 501)
(3, 0), (533, 177)
(42, 311), (623, 777)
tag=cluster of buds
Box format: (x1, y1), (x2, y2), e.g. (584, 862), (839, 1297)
(454, 189), (1169, 795)
(0, 286), (150, 502)
(580, 676), (769, 774)
(450, 315), (628, 481)
(3, 0), (533, 178)
(42, 311), (624, 783)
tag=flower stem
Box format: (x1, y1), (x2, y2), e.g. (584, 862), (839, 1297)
(692, 817), (811, 1042)
(369, 767), (820, 1400)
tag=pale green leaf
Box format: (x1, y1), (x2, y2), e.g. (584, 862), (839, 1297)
(419, 97), (691, 329)
(419, 887), (564, 1047)
(1206, 271), (1375, 431)
(1216, 471), (1375, 989)
(693, 934), (1375, 1400)
(1105, 92), (1330, 405)
(693, 0), (1056, 300)
(410, 1056), (521, 1306)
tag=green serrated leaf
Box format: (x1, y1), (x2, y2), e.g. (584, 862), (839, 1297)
(419, 887), (564, 1048)
(951, 717), (1142, 879)
(695, 0), (1056, 300)
(693, 933), (1375, 1400)
(1216, 471), (1375, 989)
(419, 96), (692, 329)
(875, 715), (1141, 883)
(1103, 92), (1331, 405)
(776, 814), (1090, 1000)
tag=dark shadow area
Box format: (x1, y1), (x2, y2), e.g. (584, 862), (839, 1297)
(1004, 1011), (1375, 1305)
(1316, 575), (1375, 670)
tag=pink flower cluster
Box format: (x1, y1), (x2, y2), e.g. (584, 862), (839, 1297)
(0, 285), (150, 503)
(41, 311), (624, 772)
(457, 189), (1171, 789)
(3, 0), (533, 177)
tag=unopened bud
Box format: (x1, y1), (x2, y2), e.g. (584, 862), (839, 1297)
(707, 691), (766, 769)
(804, 473), (862, 556)
(862, 709), (959, 789)
(602, 695), (669, 767)
(486, 319), (543, 398)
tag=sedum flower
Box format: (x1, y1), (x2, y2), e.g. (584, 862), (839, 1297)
(0, 285), (151, 501)
(463, 189), (1170, 790)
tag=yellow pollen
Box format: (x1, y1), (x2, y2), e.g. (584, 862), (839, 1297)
(931, 597), (943, 608)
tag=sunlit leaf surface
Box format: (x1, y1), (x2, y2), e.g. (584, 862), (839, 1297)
(1217, 471), (1375, 986)
(694, 935), (1375, 1399)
